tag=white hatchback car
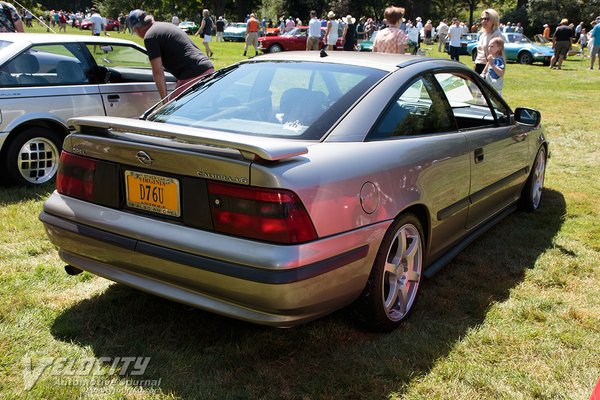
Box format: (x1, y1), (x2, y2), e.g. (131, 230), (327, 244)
(0, 33), (175, 186)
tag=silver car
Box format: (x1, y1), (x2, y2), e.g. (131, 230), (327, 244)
(40, 52), (547, 331)
(0, 33), (175, 186)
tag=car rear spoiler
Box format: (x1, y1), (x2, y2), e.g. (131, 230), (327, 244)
(68, 116), (309, 161)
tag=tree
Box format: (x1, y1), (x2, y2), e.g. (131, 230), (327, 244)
(527, 0), (582, 31)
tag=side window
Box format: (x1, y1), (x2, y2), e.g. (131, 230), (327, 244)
(434, 72), (498, 130)
(85, 44), (151, 69)
(369, 75), (455, 139)
(481, 84), (511, 124)
(0, 44), (90, 86)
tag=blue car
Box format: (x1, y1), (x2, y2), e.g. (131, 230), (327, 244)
(444, 33), (479, 55)
(467, 32), (553, 65)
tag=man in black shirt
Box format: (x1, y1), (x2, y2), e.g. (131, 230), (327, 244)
(215, 16), (225, 42)
(550, 18), (573, 69)
(127, 9), (214, 102)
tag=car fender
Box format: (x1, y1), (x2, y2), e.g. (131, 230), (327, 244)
(0, 113), (69, 152)
(2, 111), (70, 135)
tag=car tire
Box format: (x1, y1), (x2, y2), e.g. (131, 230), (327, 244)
(113, 26), (118, 31)
(471, 50), (477, 61)
(520, 146), (546, 212)
(518, 51), (533, 64)
(4, 127), (62, 186)
(356, 213), (424, 332)
(268, 44), (283, 53)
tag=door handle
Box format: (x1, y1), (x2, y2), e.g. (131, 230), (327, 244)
(107, 94), (120, 103)
(474, 148), (484, 163)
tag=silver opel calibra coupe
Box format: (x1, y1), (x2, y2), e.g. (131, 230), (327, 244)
(40, 52), (547, 331)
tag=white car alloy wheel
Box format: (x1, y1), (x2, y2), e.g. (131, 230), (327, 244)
(18, 137), (60, 184)
(6, 127), (62, 185)
(381, 221), (422, 321)
(359, 213), (423, 331)
(531, 147), (546, 209)
(521, 146), (546, 211)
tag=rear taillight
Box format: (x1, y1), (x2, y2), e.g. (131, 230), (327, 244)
(56, 151), (97, 201)
(207, 182), (317, 244)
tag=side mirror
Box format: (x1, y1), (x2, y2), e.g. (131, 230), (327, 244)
(514, 107), (541, 126)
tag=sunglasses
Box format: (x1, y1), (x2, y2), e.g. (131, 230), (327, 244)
(481, 17), (490, 21)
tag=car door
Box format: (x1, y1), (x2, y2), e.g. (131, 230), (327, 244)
(84, 42), (175, 118)
(290, 29), (308, 50)
(0, 43), (105, 131)
(503, 33), (519, 62)
(433, 71), (529, 230)
(366, 74), (471, 258)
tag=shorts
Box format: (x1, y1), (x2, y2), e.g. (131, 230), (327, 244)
(203, 35), (212, 42)
(553, 40), (570, 57)
(591, 45), (600, 58)
(306, 36), (319, 50)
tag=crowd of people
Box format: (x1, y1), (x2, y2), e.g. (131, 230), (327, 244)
(1, 0), (599, 98)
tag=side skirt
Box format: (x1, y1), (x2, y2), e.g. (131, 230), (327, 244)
(424, 204), (517, 278)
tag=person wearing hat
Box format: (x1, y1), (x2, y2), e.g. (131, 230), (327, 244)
(89, 7), (104, 36)
(590, 17), (600, 69)
(342, 14), (357, 51)
(325, 11), (339, 50)
(127, 9), (214, 103)
(243, 13), (260, 56)
(543, 23), (550, 39)
(550, 18), (573, 69)
(215, 16), (225, 42)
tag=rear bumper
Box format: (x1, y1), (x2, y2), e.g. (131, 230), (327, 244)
(41, 192), (389, 326)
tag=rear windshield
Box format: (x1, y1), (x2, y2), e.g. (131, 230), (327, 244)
(147, 61), (386, 140)
(0, 40), (13, 50)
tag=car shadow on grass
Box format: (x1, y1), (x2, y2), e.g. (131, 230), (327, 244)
(0, 181), (55, 205)
(50, 189), (565, 399)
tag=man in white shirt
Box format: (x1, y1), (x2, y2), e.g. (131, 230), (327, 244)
(448, 18), (462, 61)
(306, 10), (321, 50)
(437, 19), (449, 53)
(89, 8), (103, 36)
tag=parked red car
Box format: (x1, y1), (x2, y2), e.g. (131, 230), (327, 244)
(258, 26), (343, 53)
(80, 18), (120, 31)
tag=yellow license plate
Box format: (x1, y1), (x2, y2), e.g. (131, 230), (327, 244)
(125, 171), (180, 217)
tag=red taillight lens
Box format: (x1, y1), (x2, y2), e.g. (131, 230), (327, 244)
(56, 151), (97, 201)
(207, 182), (317, 244)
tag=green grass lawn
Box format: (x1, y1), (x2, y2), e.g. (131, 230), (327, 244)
(1, 26), (599, 399)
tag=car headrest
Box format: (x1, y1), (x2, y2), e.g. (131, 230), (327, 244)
(14, 54), (40, 74)
(56, 60), (87, 84)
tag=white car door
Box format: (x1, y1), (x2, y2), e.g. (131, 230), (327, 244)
(84, 43), (175, 118)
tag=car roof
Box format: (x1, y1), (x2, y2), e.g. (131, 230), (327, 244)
(244, 51), (463, 73)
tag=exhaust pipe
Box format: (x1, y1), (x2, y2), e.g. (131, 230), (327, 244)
(64, 265), (83, 276)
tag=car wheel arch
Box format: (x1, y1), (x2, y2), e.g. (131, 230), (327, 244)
(395, 203), (431, 253)
(518, 50), (533, 64)
(1, 119), (69, 159)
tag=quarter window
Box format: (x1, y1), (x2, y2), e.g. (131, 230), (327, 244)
(369, 75), (455, 139)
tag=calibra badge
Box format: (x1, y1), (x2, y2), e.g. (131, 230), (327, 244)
(136, 151), (153, 165)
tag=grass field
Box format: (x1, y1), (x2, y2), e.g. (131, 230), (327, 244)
(1, 25), (599, 399)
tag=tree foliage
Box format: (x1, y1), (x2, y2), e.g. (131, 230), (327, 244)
(31, 0), (600, 29)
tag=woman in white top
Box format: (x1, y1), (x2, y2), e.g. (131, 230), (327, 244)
(475, 8), (503, 74)
(325, 11), (339, 50)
